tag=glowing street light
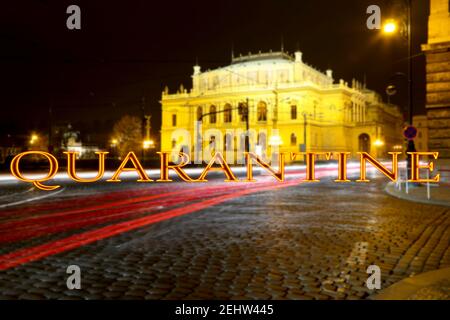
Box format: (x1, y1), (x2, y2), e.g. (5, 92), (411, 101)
(373, 139), (384, 147)
(30, 134), (39, 145)
(268, 135), (283, 146)
(383, 20), (397, 34)
(143, 139), (154, 149)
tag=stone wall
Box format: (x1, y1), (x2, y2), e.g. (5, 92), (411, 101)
(425, 45), (450, 158)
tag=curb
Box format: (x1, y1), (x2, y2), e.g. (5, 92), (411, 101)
(385, 182), (450, 208)
(371, 267), (450, 300)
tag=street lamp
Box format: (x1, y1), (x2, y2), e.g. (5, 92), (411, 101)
(110, 138), (118, 158)
(143, 139), (154, 149)
(382, 0), (415, 178)
(30, 133), (39, 145)
(373, 139), (385, 158)
(268, 135), (283, 146)
(382, 20), (398, 34)
(373, 139), (384, 147)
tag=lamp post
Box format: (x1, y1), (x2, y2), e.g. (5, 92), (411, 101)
(383, 0), (416, 178)
(110, 138), (118, 158)
(244, 98), (250, 155)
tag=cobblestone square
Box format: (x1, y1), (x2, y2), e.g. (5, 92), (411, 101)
(0, 176), (448, 300)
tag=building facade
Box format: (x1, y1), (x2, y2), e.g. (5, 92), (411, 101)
(161, 51), (403, 163)
(422, 0), (450, 158)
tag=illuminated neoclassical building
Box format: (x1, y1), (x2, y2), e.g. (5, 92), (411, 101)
(161, 50), (403, 163)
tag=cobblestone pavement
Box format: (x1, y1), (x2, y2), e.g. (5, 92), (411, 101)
(0, 178), (449, 300)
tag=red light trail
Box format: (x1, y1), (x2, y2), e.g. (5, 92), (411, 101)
(0, 166), (360, 271)
(0, 179), (299, 270)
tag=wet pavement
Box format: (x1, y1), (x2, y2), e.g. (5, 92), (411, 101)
(0, 172), (449, 300)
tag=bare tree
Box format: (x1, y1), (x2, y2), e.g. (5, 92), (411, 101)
(112, 115), (142, 159)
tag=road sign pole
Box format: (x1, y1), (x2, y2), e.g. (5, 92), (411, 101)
(403, 126), (418, 181)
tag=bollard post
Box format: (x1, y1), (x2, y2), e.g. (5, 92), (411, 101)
(405, 167), (409, 194)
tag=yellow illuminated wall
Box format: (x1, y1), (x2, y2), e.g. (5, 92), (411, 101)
(161, 51), (404, 163)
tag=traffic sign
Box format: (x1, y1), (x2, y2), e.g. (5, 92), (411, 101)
(403, 125), (417, 140)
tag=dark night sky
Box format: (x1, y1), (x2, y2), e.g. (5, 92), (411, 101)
(1, 0), (429, 141)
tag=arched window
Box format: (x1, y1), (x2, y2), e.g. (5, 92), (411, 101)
(224, 104), (232, 123)
(196, 106), (203, 121)
(210, 105), (217, 124)
(257, 101), (267, 122)
(290, 133), (297, 146)
(291, 105), (297, 120)
(358, 133), (370, 153)
(209, 135), (216, 147)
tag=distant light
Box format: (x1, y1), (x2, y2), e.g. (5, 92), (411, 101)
(111, 138), (118, 145)
(383, 20), (397, 34)
(269, 135), (283, 146)
(373, 139), (384, 147)
(30, 133), (39, 145)
(143, 139), (154, 149)
(68, 146), (83, 155)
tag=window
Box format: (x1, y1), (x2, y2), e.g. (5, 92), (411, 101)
(291, 105), (297, 120)
(172, 114), (177, 127)
(238, 102), (248, 122)
(224, 104), (232, 123)
(196, 106), (203, 121)
(210, 105), (217, 124)
(418, 132), (422, 138)
(290, 133), (297, 146)
(351, 102), (354, 122)
(171, 139), (176, 149)
(209, 135), (216, 146)
(257, 101), (267, 122)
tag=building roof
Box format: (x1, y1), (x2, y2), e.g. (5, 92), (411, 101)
(231, 51), (294, 64)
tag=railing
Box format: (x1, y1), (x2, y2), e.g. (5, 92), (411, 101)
(161, 82), (355, 100)
(395, 164), (450, 201)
